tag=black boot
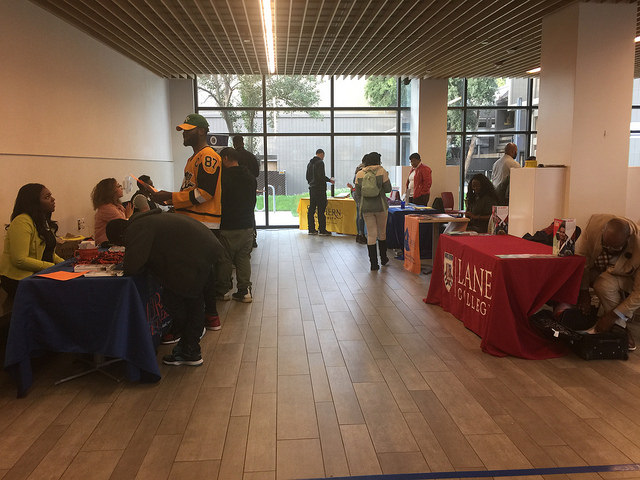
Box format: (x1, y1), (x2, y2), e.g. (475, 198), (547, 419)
(367, 244), (379, 271)
(379, 240), (389, 266)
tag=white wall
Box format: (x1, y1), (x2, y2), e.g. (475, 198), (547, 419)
(416, 79), (456, 205)
(0, 2), (176, 235)
(168, 79), (196, 191)
(537, 2), (635, 227)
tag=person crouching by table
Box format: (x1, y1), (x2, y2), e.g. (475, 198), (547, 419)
(576, 214), (640, 351)
(0, 183), (64, 300)
(465, 174), (499, 233)
(106, 210), (226, 366)
(355, 152), (392, 271)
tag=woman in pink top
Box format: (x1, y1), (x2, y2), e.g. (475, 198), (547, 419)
(91, 178), (133, 245)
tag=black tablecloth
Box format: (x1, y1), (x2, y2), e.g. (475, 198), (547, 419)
(4, 260), (167, 397)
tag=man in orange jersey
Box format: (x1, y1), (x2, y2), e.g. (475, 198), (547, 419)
(150, 114), (222, 228)
(149, 113), (230, 331)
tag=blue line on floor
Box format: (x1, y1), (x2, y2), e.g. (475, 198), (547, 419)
(300, 463), (640, 480)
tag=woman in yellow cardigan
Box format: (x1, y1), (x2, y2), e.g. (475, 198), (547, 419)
(0, 183), (63, 299)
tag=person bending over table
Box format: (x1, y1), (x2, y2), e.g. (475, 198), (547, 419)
(92, 177), (133, 246)
(576, 214), (640, 350)
(0, 183), (64, 299)
(465, 173), (498, 233)
(355, 152), (392, 271)
(107, 210), (226, 366)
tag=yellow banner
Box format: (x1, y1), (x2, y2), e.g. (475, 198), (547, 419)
(297, 197), (358, 235)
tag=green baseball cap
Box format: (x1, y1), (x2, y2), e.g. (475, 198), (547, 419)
(176, 113), (209, 131)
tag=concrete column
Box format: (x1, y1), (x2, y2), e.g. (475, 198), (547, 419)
(413, 79), (460, 207)
(168, 78), (195, 190)
(536, 2), (635, 226)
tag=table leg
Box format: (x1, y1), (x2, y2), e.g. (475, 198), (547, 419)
(54, 354), (123, 385)
(423, 224), (443, 275)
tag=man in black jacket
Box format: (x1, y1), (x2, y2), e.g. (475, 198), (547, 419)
(232, 135), (260, 248)
(232, 135), (259, 177)
(106, 210), (225, 366)
(306, 148), (334, 235)
(218, 147), (258, 303)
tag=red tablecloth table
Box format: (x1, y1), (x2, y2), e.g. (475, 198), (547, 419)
(425, 234), (586, 359)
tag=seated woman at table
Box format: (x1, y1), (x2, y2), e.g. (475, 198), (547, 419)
(0, 184), (64, 299)
(355, 152), (392, 271)
(130, 175), (158, 214)
(91, 178), (133, 246)
(465, 173), (498, 233)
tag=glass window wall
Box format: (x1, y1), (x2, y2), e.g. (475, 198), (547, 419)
(197, 75), (411, 227)
(448, 77), (538, 205)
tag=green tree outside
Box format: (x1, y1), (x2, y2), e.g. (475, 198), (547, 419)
(197, 74), (321, 153)
(364, 77), (398, 107)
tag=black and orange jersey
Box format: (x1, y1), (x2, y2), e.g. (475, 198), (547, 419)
(172, 146), (222, 229)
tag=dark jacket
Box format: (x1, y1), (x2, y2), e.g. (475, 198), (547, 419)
(124, 210), (224, 298)
(221, 165), (257, 230)
(236, 147), (259, 178)
(306, 156), (330, 190)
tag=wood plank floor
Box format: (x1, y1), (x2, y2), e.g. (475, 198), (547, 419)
(2, 229), (640, 480)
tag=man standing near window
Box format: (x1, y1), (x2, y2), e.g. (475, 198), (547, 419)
(405, 153), (432, 206)
(491, 142), (520, 188)
(217, 147), (257, 303)
(149, 113), (229, 331)
(233, 135), (259, 248)
(306, 148), (335, 235)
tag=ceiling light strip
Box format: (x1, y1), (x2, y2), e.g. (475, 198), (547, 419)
(260, 0), (276, 73)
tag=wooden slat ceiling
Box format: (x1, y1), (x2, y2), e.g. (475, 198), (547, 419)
(29, 0), (640, 79)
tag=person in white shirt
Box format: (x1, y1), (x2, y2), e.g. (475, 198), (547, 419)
(491, 143), (520, 188)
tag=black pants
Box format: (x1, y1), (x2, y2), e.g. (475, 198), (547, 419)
(0, 275), (18, 300)
(409, 194), (430, 207)
(308, 189), (328, 232)
(162, 288), (205, 357)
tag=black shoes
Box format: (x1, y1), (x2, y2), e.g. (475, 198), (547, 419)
(379, 240), (389, 266)
(367, 244), (379, 271)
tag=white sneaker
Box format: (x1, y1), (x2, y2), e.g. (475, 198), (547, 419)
(216, 292), (231, 301)
(232, 288), (252, 303)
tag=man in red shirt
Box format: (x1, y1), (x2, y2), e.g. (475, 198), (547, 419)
(405, 153), (432, 206)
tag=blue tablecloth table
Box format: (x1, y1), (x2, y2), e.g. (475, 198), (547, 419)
(4, 260), (165, 397)
(386, 206), (438, 258)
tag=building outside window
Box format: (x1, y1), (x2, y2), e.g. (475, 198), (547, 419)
(196, 75), (411, 227)
(447, 77), (539, 205)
